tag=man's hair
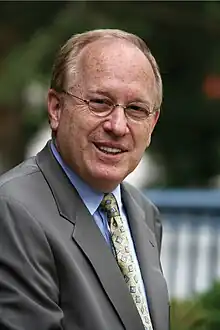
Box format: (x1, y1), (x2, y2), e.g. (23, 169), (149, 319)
(50, 29), (163, 110)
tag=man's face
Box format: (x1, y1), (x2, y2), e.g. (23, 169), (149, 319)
(48, 39), (159, 192)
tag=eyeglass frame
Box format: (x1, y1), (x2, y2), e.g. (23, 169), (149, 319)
(57, 88), (158, 121)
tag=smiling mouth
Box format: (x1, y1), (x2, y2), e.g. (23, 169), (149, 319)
(94, 144), (124, 155)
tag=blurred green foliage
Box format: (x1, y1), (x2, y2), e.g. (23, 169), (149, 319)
(0, 1), (220, 187)
(171, 282), (220, 330)
(171, 298), (206, 330)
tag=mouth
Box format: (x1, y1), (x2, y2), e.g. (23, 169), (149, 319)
(94, 143), (126, 155)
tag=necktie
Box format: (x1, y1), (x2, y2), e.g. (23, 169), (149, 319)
(100, 193), (153, 330)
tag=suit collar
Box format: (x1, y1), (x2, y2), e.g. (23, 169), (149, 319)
(36, 142), (145, 330)
(36, 141), (78, 223)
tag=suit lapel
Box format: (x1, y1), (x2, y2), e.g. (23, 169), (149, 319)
(72, 198), (145, 330)
(121, 184), (169, 330)
(36, 142), (145, 330)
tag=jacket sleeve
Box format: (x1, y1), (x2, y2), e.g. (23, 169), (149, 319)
(0, 196), (63, 330)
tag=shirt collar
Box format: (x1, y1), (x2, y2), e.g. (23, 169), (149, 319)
(50, 141), (122, 215)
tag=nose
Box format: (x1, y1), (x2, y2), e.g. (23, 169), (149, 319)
(102, 105), (129, 137)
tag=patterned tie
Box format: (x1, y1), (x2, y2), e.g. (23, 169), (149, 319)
(100, 193), (153, 330)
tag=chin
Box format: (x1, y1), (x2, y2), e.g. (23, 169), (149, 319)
(92, 171), (128, 192)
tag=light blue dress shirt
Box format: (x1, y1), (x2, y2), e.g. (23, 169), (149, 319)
(50, 142), (149, 310)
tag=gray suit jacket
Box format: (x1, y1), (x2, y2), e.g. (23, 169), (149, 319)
(0, 141), (169, 330)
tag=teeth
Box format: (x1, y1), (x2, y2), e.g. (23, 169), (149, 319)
(99, 146), (122, 154)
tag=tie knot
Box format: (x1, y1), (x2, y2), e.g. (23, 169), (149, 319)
(100, 193), (120, 217)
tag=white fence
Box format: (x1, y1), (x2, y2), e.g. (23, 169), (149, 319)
(145, 189), (220, 300)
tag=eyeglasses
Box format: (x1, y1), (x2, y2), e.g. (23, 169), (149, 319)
(60, 89), (157, 121)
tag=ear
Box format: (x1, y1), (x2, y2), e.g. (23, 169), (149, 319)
(146, 109), (160, 147)
(47, 89), (62, 132)
(150, 109), (160, 132)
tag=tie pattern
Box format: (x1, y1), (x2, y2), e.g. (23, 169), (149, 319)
(100, 193), (153, 330)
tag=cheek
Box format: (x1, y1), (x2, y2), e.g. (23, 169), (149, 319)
(58, 109), (95, 149)
(59, 109), (77, 135)
(134, 123), (153, 152)
(56, 110), (77, 149)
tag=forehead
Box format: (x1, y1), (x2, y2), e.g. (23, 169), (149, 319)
(74, 39), (156, 101)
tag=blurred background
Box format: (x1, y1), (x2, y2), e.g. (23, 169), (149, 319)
(1, 1), (220, 328)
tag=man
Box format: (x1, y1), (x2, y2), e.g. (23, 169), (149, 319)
(0, 29), (169, 330)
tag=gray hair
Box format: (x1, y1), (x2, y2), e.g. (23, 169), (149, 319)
(50, 29), (163, 110)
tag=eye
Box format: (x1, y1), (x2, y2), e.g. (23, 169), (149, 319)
(90, 98), (106, 104)
(126, 103), (151, 119)
(128, 104), (149, 113)
(129, 105), (145, 111)
(90, 98), (112, 105)
(89, 98), (112, 112)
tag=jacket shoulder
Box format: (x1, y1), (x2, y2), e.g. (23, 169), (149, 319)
(0, 157), (40, 197)
(122, 181), (159, 213)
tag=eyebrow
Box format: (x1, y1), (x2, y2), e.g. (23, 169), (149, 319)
(86, 89), (111, 97)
